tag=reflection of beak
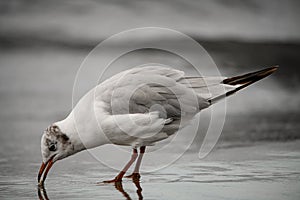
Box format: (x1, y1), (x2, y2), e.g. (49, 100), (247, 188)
(38, 155), (55, 186)
(38, 186), (50, 200)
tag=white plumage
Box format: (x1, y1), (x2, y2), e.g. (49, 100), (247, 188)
(55, 66), (232, 149)
(38, 65), (278, 185)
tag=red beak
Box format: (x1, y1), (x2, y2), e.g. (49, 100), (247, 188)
(38, 156), (55, 186)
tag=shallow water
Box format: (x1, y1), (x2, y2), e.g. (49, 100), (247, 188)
(0, 141), (300, 200)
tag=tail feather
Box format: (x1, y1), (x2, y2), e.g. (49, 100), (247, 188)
(208, 66), (278, 104)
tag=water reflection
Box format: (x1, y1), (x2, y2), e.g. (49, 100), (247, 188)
(36, 179), (143, 200)
(114, 179), (143, 200)
(37, 186), (49, 200)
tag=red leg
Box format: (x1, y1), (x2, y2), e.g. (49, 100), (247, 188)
(103, 148), (138, 183)
(125, 146), (146, 181)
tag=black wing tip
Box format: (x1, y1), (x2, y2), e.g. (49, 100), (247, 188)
(253, 65), (279, 79)
(267, 65), (279, 73)
(208, 66), (278, 104)
(223, 65), (279, 85)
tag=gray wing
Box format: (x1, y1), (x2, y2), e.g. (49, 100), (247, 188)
(96, 66), (210, 120)
(94, 66), (238, 137)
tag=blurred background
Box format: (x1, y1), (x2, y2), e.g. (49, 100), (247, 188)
(0, 0), (299, 199)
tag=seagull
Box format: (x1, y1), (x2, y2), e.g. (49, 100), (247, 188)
(38, 65), (278, 186)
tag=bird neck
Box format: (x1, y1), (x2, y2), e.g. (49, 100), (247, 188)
(55, 105), (110, 150)
(54, 112), (86, 152)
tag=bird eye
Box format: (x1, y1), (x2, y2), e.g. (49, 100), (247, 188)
(48, 143), (57, 151)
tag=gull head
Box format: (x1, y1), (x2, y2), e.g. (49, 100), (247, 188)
(38, 124), (74, 186)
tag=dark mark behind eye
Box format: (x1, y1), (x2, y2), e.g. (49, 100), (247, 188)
(60, 133), (69, 142)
